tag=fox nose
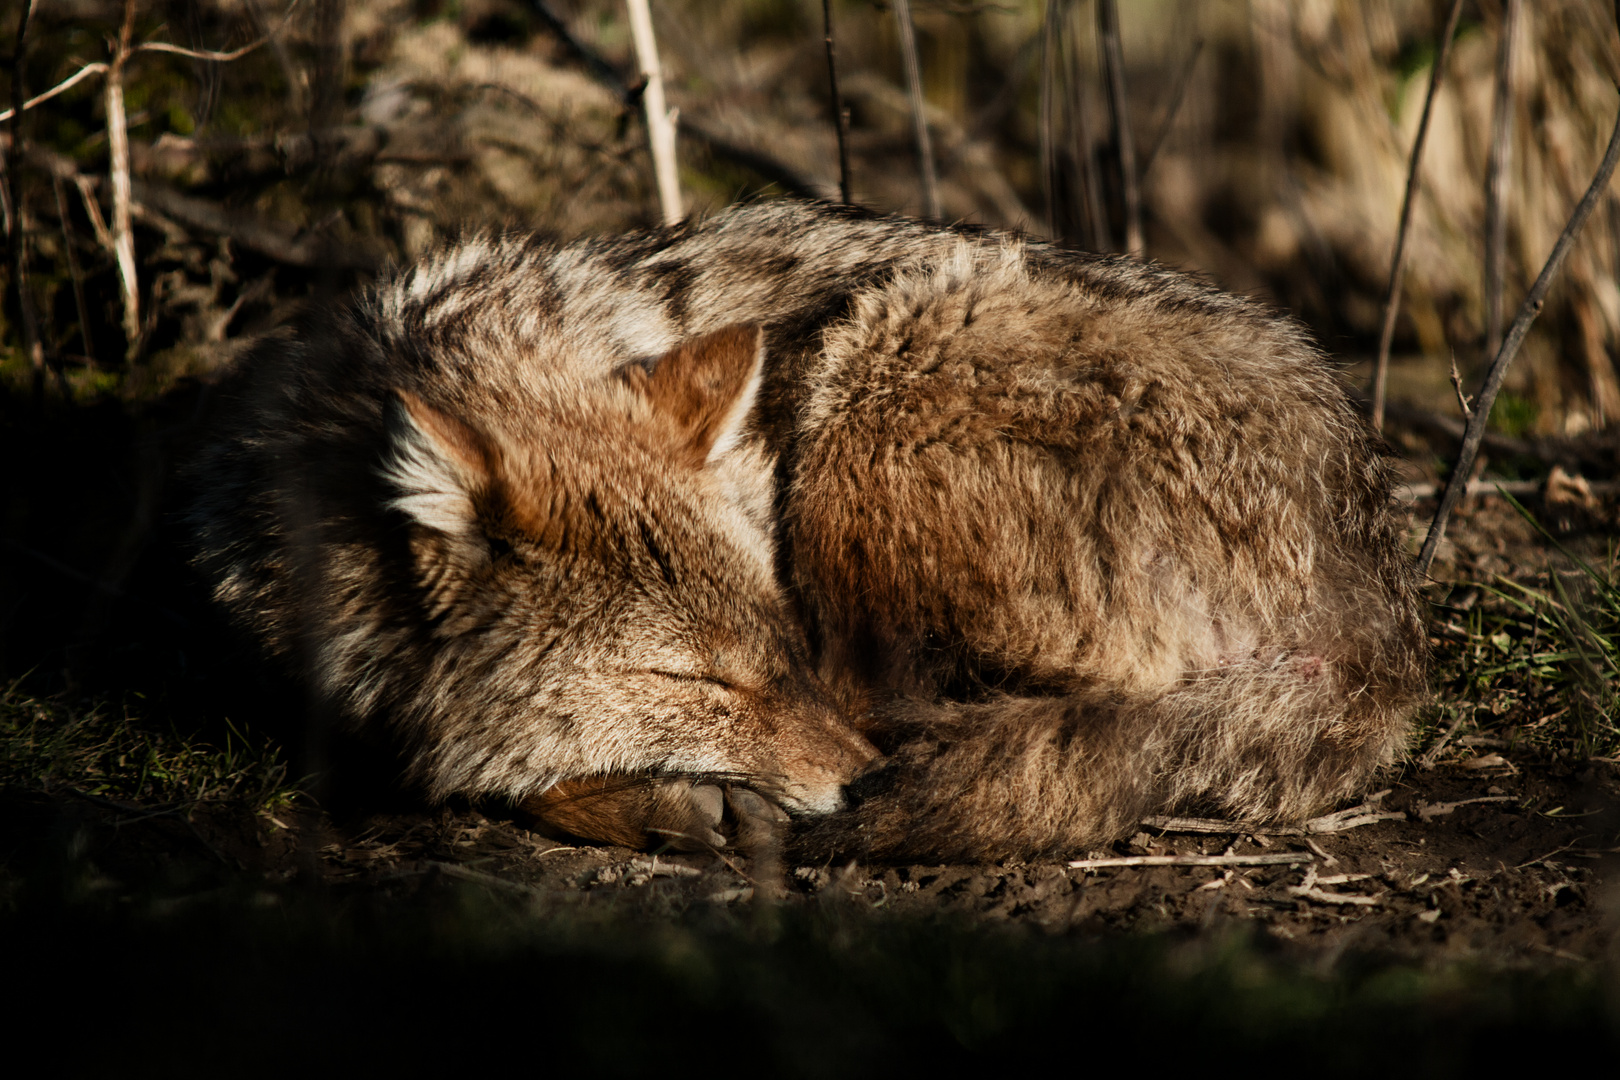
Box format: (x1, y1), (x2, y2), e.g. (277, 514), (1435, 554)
(842, 757), (897, 808)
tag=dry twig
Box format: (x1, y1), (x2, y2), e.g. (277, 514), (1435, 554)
(626, 0), (681, 224)
(1304, 791), (1404, 833)
(892, 0), (941, 218)
(1067, 852), (1313, 870)
(52, 174), (94, 367)
(1095, 0), (1140, 254)
(106, 0), (140, 358)
(530, 4), (819, 200)
(1484, 0), (1522, 361)
(1288, 866), (1383, 906)
(1139, 36), (1203, 182)
(1039, 0), (1061, 237)
(821, 0), (852, 204)
(1416, 796), (1515, 822)
(1370, 0), (1466, 433)
(6, 0), (44, 388)
(0, 60), (107, 124)
(1142, 790), (1403, 837)
(1448, 352), (1474, 419)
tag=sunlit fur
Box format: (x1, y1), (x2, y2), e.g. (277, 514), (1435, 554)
(189, 200), (1425, 859)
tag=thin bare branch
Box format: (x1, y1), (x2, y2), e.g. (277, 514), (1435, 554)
(1448, 351), (1473, 419)
(530, 5), (818, 200)
(1140, 36), (1202, 182)
(7, 0), (44, 390)
(1066, 6), (1108, 250)
(135, 38), (268, 63)
(1370, 0), (1466, 433)
(107, 0), (140, 358)
(53, 174), (95, 367)
(73, 173), (113, 251)
(1417, 88), (1620, 576)
(821, 0), (852, 204)
(626, 0), (681, 224)
(1096, 0), (1140, 254)
(1039, 0), (1061, 237)
(0, 60), (107, 123)
(892, 0), (941, 218)
(1484, 0), (1522, 361)
(1068, 852), (1313, 870)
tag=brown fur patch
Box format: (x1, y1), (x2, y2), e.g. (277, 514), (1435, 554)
(623, 324), (764, 466)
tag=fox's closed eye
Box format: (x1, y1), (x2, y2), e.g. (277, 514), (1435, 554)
(649, 670), (732, 690)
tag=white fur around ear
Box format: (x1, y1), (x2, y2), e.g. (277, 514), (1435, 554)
(706, 334), (764, 465)
(633, 324), (766, 467)
(381, 392), (489, 542)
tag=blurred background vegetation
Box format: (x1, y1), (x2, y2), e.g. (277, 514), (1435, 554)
(4, 0), (1620, 433)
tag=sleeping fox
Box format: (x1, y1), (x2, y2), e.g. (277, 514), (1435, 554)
(188, 199), (1426, 860)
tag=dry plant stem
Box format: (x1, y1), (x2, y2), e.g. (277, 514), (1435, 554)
(1484, 0), (1522, 360)
(625, 0), (681, 225)
(52, 175), (94, 367)
(1039, 0), (1061, 237)
(821, 0), (851, 205)
(1370, 0), (1466, 433)
(6, 0), (44, 388)
(1095, 0), (1140, 255)
(529, 6), (818, 201)
(1416, 99), (1620, 577)
(1448, 352), (1474, 418)
(1139, 36), (1203, 183)
(1067, 852), (1312, 870)
(0, 61), (107, 123)
(892, 0), (940, 219)
(1067, 12), (1108, 251)
(107, 0), (140, 358)
(72, 174), (113, 250)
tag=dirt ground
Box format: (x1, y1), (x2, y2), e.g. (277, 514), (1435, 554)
(10, 489), (1617, 973)
(17, 741), (1613, 967)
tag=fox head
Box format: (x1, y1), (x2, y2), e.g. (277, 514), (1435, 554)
(376, 324), (878, 812)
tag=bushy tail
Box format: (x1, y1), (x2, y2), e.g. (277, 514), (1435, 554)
(800, 661), (1419, 862)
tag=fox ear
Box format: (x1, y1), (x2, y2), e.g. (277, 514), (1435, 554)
(382, 391), (492, 543)
(628, 324), (764, 465)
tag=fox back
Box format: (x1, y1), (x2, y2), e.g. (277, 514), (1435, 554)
(189, 200), (1425, 858)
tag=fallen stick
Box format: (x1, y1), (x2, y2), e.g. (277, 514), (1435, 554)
(1288, 865), (1383, 906)
(1067, 852), (1312, 870)
(1305, 811), (1405, 834)
(1140, 816), (1287, 835)
(1416, 795), (1514, 822)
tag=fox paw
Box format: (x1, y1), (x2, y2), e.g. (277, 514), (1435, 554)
(725, 787), (790, 853)
(520, 776), (725, 851)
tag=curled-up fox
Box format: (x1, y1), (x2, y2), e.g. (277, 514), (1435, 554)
(189, 200), (1426, 859)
